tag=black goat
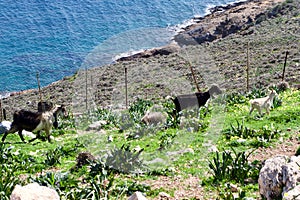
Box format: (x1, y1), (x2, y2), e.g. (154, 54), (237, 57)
(1, 105), (67, 143)
(173, 85), (222, 114)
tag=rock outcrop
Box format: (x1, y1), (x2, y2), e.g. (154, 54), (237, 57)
(10, 182), (60, 200)
(258, 155), (300, 200)
(128, 191), (148, 200)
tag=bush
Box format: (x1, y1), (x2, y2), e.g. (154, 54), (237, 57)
(208, 148), (257, 184)
(105, 144), (145, 174)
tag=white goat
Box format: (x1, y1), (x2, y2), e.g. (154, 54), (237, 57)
(249, 90), (277, 116)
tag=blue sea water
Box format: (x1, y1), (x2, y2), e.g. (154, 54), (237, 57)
(0, 0), (237, 94)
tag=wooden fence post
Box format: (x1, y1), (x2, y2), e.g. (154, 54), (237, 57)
(246, 41), (250, 92)
(188, 61), (200, 92)
(282, 51), (289, 81)
(125, 67), (128, 109)
(0, 99), (2, 121)
(85, 66), (88, 111)
(36, 72), (43, 102)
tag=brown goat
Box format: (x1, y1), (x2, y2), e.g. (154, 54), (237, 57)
(1, 105), (67, 143)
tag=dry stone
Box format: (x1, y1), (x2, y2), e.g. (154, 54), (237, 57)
(258, 155), (300, 200)
(10, 182), (60, 200)
(128, 191), (148, 200)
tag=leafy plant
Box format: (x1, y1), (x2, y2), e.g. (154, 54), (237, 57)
(96, 108), (118, 129)
(224, 120), (281, 147)
(217, 183), (246, 200)
(225, 92), (247, 106)
(128, 98), (153, 123)
(105, 144), (145, 174)
(0, 164), (19, 199)
(208, 148), (256, 184)
(158, 131), (177, 150)
(223, 120), (257, 139)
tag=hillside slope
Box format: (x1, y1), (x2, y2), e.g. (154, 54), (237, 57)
(1, 0), (299, 120)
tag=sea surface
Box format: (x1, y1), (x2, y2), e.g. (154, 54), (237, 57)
(0, 0), (237, 95)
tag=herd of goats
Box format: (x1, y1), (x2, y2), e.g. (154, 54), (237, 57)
(1, 84), (278, 143)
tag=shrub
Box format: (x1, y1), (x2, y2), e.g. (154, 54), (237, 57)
(225, 92), (247, 106)
(128, 98), (153, 124)
(208, 148), (256, 184)
(223, 120), (257, 140)
(0, 164), (19, 200)
(105, 144), (145, 174)
(158, 131), (177, 150)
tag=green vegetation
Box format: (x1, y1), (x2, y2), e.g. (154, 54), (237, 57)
(1, 87), (300, 199)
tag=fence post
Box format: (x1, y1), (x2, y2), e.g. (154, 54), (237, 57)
(85, 66), (88, 111)
(282, 51), (289, 81)
(0, 100), (2, 121)
(125, 67), (128, 109)
(36, 72), (43, 102)
(246, 41), (250, 92)
(188, 61), (200, 92)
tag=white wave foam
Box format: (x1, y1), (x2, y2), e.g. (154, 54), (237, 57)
(0, 92), (10, 99)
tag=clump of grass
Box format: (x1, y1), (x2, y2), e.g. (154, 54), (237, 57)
(223, 120), (282, 148)
(207, 148), (259, 184)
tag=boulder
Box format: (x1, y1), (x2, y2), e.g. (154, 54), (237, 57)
(258, 155), (300, 200)
(86, 120), (107, 131)
(0, 120), (11, 134)
(10, 182), (60, 200)
(128, 191), (148, 200)
(283, 185), (300, 200)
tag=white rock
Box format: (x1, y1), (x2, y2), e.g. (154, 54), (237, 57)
(128, 191), (148, 200)
(0, 121), (35, 138)
(0, 121), (11, 134)
(283, 185), (300, 200)
(86, 120), (107, 131)
(259, 155), (300, 200)
(258, 155), (289, 200)
(10, 182), (60, 200)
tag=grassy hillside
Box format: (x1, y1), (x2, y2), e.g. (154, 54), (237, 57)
(1, 0), (300, 199)
(1, 86), (300, 199)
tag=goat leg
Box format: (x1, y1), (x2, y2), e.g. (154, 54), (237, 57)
(17, 130), (27, 143)
(1, 131), (9, 142)
(249, 106), (254, 115)
(2, 126), (18, 142)
(45, 130), (51, 143)
(28, 131), (42, 143)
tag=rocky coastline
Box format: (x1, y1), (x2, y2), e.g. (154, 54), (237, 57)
(1, 0), (299, 120)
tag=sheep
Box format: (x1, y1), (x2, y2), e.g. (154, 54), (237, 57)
(172, 84), (222, 115)
(141, 105), (168, 126)
(249, 89), (277, 116)
(1, 104), (67, 143)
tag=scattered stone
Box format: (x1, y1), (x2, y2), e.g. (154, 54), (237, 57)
(167, 148), (194, 157)
(128, 191), (148, 200)
(75, 152), (96, 168)
(0, 121), (11, 134)
(10, 182), (59, 200)
(230, 183), (239, 192)
(86, 120), (107, 131)
(107, 135), (113, 143)
(159, 191), (171, 199)
(207, 145), (218, 153)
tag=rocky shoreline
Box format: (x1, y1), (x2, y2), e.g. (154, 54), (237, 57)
(117, 0), (286, 61)
(1, 0), (299, 120)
